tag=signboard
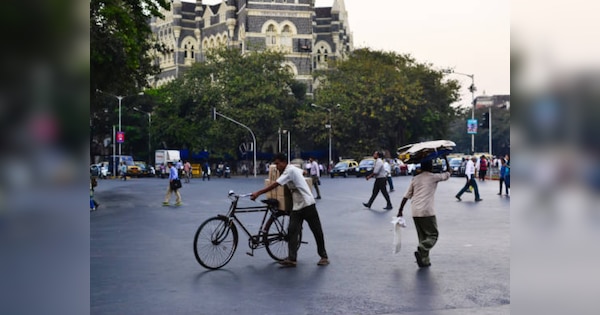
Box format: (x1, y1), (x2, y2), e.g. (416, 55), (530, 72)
(116, 131), (125, 143)
(467, 119), (478, 134)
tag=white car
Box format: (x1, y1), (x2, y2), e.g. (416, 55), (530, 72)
(406, 163), (419, 175)
(98, 162), (110, 178)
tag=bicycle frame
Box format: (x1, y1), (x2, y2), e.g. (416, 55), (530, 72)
(219, 194), (284, 255)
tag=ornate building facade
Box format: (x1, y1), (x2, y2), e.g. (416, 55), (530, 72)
(149, 0), (353, 92)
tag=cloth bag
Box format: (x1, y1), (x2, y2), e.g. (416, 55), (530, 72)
(391, 217), (407, 254)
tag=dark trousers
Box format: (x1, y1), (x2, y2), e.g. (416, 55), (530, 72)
(413, 216), (438, 265)
(499, 178), (509, 194)
(479, 169), (487, 181)
(287, 204), (327, 261)
(457, 175), (480, 200)
(311, 175), (321, 197)
(366, 178), (392, 207)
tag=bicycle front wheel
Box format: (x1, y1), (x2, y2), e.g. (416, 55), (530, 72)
(264, 212), (302, 261)
(193, 216), (238, 269)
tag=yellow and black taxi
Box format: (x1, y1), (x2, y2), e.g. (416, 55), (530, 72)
(329, 159), (359, 178)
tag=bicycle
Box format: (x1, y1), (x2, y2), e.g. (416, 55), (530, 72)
(193, 191), (303, 270)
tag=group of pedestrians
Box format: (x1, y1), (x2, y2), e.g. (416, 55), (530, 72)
(94, 150), (508, 270)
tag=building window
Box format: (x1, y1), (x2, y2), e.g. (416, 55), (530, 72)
(281, 25), (292, 52)
(266, 24), (277, 46)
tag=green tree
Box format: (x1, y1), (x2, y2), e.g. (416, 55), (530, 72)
(91, 0), (170, 94)
(311, 48), (459, 159)
(151, 47), (301, 159)
(91, 0), (170, 159)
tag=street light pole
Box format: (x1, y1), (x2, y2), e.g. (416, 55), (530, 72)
(278, 127), (282, 152)
(283, 130), (290, 164)
(311, 103), (340, 168)
(96, 89), (144, 177)
(117, 96), (123, 159)
(213, 108), (258, 177)
(442, 70), (476, 153)
(133, 107), (152, 165)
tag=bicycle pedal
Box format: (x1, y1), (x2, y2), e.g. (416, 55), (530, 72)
(246, 252), (254, 257)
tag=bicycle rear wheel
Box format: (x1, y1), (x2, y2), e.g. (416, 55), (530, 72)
(193, 216), (238, 269)
(264, 212), (302, 261)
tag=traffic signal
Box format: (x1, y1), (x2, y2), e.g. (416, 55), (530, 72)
(479, 112), (489, 128)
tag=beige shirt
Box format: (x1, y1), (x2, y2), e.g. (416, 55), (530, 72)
(276, 164), (315, 210)
(403, 171), (450, 217)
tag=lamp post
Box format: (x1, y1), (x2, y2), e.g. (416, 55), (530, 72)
(213, 108), (258, 177)
(133, 107), (152, 165)
(96, 89), (144, 177)
(442, 70), (476, 154)
(278, 127), (282, 152)
(311, 103), (340, 168)
(283, 130), (290, 164)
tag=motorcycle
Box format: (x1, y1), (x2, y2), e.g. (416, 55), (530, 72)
(224, 166), (231, 178)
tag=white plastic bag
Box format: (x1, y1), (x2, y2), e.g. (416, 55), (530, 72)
(391, 217), (407, 254)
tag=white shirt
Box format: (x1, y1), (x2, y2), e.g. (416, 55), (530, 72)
(373, 158), (386, 178)
(276, 164), (315, 210)
(383, 161), (391, 177)
(465, 160), (475, 177)
(310, 160), (320, 176)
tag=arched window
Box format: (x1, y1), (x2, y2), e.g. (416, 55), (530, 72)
(281, 25), (292, 52)
(314, 41), (332, 69)
(184, 44), (188, 58)
(266, 24), (277, 46)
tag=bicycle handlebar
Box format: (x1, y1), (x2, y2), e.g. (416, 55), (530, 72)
(228, 190), (252, 199)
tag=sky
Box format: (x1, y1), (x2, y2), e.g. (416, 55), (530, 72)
(191, 0), (511, 107)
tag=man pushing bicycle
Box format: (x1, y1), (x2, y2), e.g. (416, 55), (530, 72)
(251, 152), (330, 268)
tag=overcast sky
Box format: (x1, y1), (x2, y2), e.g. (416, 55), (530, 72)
(191, 0), (510, 106)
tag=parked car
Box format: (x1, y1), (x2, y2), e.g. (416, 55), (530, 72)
(329, 159), (358, 178)
(407, 158), (446, 175)
(356, 158), (375, 177)
(407, 163), (419, 175)
(134, 161), (151, 177)
(449, 158), (465, 176)
(391, 159), (408, 176)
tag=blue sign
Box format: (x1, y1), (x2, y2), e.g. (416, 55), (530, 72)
(467, 119), (478, 134)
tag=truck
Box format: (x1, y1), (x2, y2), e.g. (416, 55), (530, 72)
(155, 150), (181, 178)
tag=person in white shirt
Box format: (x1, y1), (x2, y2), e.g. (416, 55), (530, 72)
(455, 156), (482, 201)
(308, 156), (321, 199)
(251, 153), (329, 267)
(363, 151), (393, 210)
(397, 156), (451, 267)
(384, 159), (395, 192)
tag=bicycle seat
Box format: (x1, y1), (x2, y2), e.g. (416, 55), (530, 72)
(261, 198), (279, 208)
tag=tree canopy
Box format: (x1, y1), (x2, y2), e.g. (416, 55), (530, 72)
(150, 47), (302, 159)
(91, 0), (170, 95)
(310, 48), (460, 158)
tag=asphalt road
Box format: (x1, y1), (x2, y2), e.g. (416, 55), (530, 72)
(91, 173), (510, 315)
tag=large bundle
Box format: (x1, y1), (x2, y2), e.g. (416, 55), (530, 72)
(397, 140), (456, 164)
